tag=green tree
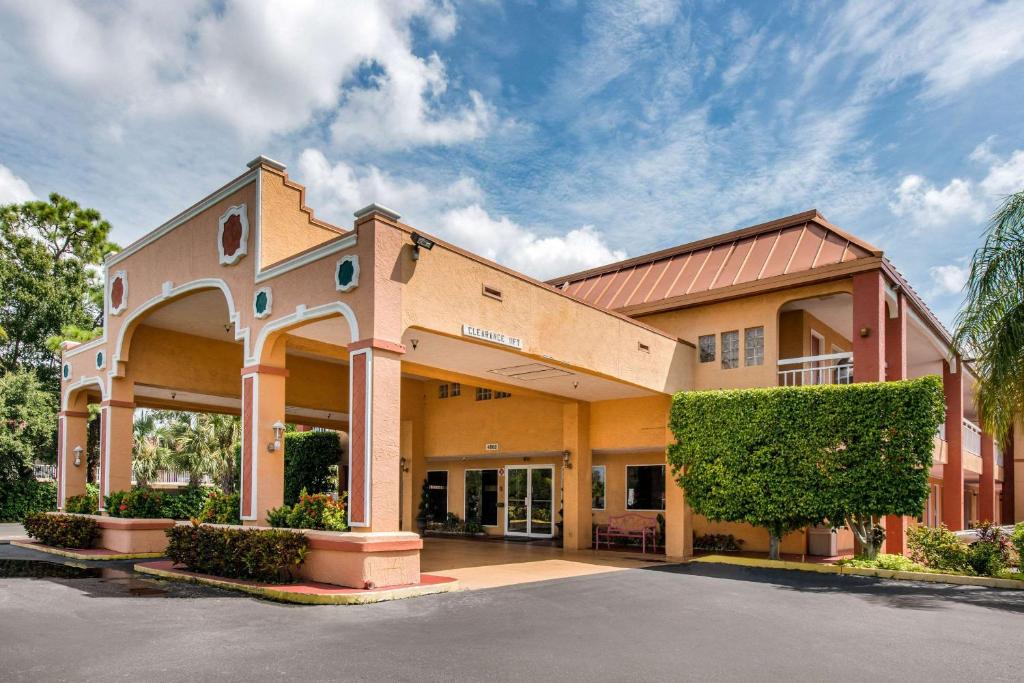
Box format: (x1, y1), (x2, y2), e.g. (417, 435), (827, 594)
(953, 189), (1024, 440)
(132, 411), (168, 487)
(0, 369), (57, 480)
(0, 194), (117, 385)
(668, 377), (944, 560)
(159, 411), (239, 489)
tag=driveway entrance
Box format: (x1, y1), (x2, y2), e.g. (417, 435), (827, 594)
(420, 536), (662, 590)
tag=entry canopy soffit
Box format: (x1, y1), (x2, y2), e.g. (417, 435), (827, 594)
(548, 210), (882, 313)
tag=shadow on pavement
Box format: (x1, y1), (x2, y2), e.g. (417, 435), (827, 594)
(645, 561), (1024, 614)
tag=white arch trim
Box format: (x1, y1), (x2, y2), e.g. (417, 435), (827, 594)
(61, 375), (107, 410)
(247, 301), (360, 366)
(109, 278), (248, 379)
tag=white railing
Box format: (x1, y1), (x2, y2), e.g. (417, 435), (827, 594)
(131, 470), (208, 485)
(32, 462), (57, 480)
(778, 352), (854, 386)
(962, 419), (982, 455)
(995, 443), (1003, 467)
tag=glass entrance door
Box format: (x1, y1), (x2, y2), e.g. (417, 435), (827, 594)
(505, 466), (554, 538)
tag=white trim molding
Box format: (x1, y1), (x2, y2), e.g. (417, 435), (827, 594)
(253, 286), (272, 319)
(218, 204), (250, 265)
(347, 347), (373, 528)
(248, 301), (359, 366)
(335, 254), (360, 292)
(109, 270), (128, 316)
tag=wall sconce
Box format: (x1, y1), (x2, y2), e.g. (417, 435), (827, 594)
(562, 450), (572, 470)
(267, 421), (286, 452)
(73, 446), (83, 467)
(400, 457), (410, 473)
(859, 326), (871, 338)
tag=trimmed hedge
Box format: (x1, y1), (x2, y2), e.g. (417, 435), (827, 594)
(23, 512), (99, 548)
(283, 431), (341, 506)
(165, 522), (308, 583)
(105, 488), (165, 518)
(64, 483), (100, 514)
(198, 490), (241, 525)
(669, 376), (945, 557)
(161, 486), (216, 520)
(0, 478), (57, 522)
(267, 489), (346, 531)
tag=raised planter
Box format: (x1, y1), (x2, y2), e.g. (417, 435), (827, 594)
(51, 512), (175, 555)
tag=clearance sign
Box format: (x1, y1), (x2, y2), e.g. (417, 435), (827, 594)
(462, 324), (523, 350)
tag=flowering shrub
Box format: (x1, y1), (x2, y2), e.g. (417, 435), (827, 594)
(907, 524), (970, 574)
(266, 489), (345, 531)
(105, 488), (166, 518)
(966, 522), (1010, 576)
(161, 486), (218, 520)
(838, 553), (926, 572)
(198, 490), (241, 525)
(23, 513), (99, 549)
(64, 484), (99, 515)
(165, 522), (307, 583)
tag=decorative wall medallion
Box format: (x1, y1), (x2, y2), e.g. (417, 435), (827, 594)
(62, 363), (71, 380)
(109, 270), (128, 315)
(218, 204), (249, 265)
(95, 350), (105, 370)
(253, 287), (272, 319)
(335, 255), (359, 292)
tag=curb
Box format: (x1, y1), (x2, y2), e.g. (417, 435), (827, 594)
(134, 563), (461, 605)
(691, 554), (1024, 590)
(10, 540), (164, 561)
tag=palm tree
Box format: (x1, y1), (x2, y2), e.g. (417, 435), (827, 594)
(160, 411), (240, 490)
(132, 411), (168, 487)
(953, 190), (1024, 440)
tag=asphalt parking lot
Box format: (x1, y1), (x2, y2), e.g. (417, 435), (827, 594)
(1, 542), (1021, 682)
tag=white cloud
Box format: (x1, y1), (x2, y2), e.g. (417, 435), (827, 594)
(0, 163), (34, 203)
(890, 175), (984, 228)
(929, 263), (969, 296)
(296, 149), (624, 279)
(979, 150), (1024, 198)
(0, 0), (491, 148)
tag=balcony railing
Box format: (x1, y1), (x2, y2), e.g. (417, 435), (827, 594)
(962, 419), (982, 455)
(32, 462), (57, 481)
(778, 352), (854, 386)
(131, 470), (210, 486)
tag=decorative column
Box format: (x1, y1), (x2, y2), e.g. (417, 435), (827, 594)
(665, 414), (692, 560)
(979, 429), (996, 523)
(1014, 419), (1024, 523)
(561, 401), (592, 551)
(57, 394), (90, 510)
(97, 380), (134, 511)
(240, 364), (288, 524)
(942, 359), (965, 531)
(852, 270), (886, 383)
(346, 338), (404, 532)
(884, 291), (908, 554)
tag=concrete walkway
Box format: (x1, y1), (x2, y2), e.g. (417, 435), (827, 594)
(420, 536), (661, 590)
(0, 523), (27, 543)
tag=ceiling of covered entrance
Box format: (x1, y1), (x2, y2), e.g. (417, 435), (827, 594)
(400, 329), (655, 402)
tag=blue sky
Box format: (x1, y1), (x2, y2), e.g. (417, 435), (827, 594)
(1, 1), (1023, 327)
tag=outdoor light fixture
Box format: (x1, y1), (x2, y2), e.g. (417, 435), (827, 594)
(268, 421), (286, 452)
(73, 446), (83, 467)
(400, 457), (410, 473)
(410, 232), (434, 260)
(410, 338), (419, 350)
(562, 450), (572, 470)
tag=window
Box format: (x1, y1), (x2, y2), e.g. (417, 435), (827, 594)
(424, 471), (448, 524)
(744, 326), (764, 366)
(495, 390), (511, 399)
(592, 465), (606, 510)
(438, 384), (449, 399)
(465, 469), (499, 526)
(626, 465), (665, 511)
(475, 387), (492, 401)
(699, 334), (715, 363)
(450, 382), (461, 397)
(721, 331), (739, 369)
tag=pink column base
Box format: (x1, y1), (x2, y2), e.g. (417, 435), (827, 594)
(52, 513), (175, 554)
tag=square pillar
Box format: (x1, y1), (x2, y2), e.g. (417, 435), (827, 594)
(884, 291), (908, 554)
(561, 402), (592, 551)
(347, 339), (405, 532)
(665, 412), (692, 560)
(979, 429), (996, 523)
(96, 380), (134, 511)
(942, 359), (965, 531)
(57, 407), (90, 510)
(852, 270), (886, 383)
(1014, 419), (1024, 523)
(240, 365), (288, 524)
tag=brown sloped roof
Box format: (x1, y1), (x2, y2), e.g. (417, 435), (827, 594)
(548, 210), (883, 312)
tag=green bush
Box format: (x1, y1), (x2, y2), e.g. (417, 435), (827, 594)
(266, 489), (345, 531)
(0, 478), (57, 521)
(199, 490), (241, 525)
(105, 488), (166, 518)
(23, 512), (100, 548)
(283, 431), (341, 505)
(907, 525), (971, 573)
(65, 482), (100, 514)
(839, 553), (927, 572)
(694, 533), (744, 552)
(161, 486), (218, 520)
(165, 522), (307, 583)
(965, 522), (1010, 577)
(1011, 523), (1024, 565)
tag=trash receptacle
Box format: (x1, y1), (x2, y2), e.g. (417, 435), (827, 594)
(808, 524), (838, 557)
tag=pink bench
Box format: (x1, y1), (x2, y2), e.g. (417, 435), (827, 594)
(595, 514), (658, 554)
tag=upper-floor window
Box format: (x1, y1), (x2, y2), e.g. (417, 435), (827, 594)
(476, 387), (493, 401)
(744, 326), (764, 366)
(721, 330), (739, 369)
(699, 335), (716, 363)
(450, 382), (461, 397)
(495, 390), (511, 399)
(439, 382), (462, 399)
(438, 384), (448, 399)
